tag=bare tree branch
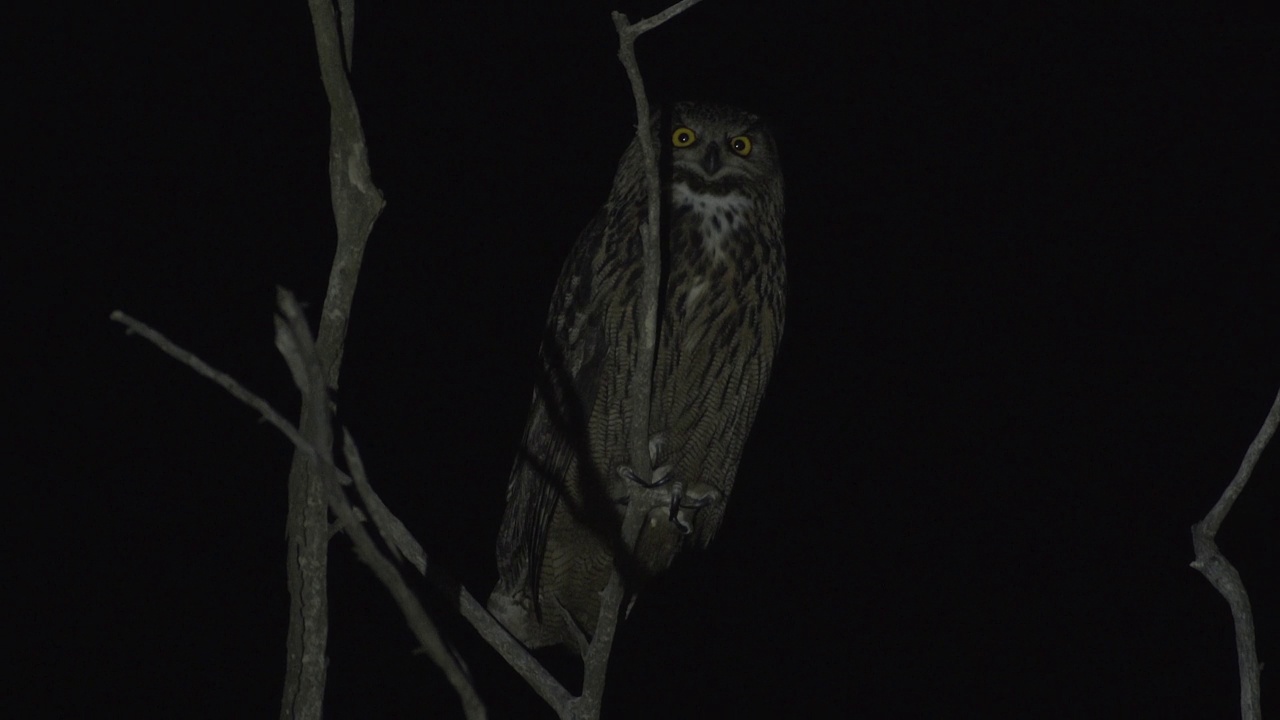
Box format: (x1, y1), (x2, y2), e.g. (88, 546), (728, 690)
(275, 293), (484, 720)
(344, 428), (422, 571)
(112, 297), (486, 719)
(338, 0), (356, 69)
(280, 285), (339, 720)
(274, 1), (387, 716)
(303, 0), (384, 384)
(454, 586), (576, 712)
(1190, 385), (1279, 720)
(117, 2), (707, 717)
(108, 311), (312, 456)
(570, 3), (706, 718)
(612, 0), (702, 512)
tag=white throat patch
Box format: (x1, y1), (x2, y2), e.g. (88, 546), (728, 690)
(671, 182), (752, 263)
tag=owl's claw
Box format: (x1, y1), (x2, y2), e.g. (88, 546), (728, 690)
(617, 463), (686, 530)
(615, 469), (719, 535)
(615, 432), (672, 487)
(671, 484), (720, 534)
(615, 432), (718, 534)
(667, 481), (688, 532)
(615, 461), (673, 488)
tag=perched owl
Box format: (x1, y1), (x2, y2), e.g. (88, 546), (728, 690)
(488, 102), (786, 653)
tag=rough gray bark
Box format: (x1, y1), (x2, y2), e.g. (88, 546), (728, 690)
(279, 1), (385, 717)
(1190, 385), (1278, 720)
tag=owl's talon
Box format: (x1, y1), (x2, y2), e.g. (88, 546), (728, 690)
(667, 481), (686, 524)
(616, 462), (674, 488)
(668, 482), (696, 534)
(617, 462), (700, 532)
(658, 481), (720, 534)
(649, 464), (673, 487)
(673, 510), (694, 535)
(672, 484), (720, 533)
(614, 431), (671, 487)
(680, 485), (720, 509)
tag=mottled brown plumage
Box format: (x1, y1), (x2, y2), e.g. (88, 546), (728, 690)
(488, 102), (785, 653)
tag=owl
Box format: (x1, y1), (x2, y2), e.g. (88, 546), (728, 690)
(487, 102), (786, 653)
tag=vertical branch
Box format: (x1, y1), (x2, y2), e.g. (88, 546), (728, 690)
(282, 2), (385, 718)
(1190, 385), (1279, 720)
(573, 2), (704, 718)
(279, 301), (338, 720)
(305, 0), (384, 381)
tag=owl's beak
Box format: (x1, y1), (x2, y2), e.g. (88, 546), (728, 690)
(699, 144), (722, 176)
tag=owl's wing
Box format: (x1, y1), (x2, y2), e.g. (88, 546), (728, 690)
(687, 337), (781, 548)
(493, 204), (618, 605)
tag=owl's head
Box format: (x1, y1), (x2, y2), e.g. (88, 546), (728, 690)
(667, 102), (782, 196)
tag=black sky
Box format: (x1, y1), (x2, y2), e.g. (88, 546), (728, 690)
(14, 1), (1279, 717)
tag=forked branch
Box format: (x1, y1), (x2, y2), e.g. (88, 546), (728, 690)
(1190, 385), (1279, 720)
(111, 302), (485, 719)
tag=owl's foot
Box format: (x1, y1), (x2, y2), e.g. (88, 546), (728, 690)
(616, 467), (719, 535)
(615, 433), (720, 534)
(616, 463), (674, 488)
(613, 464), (675, 519)
(614, 431), (673, 488)
(670, 483), (720, 535)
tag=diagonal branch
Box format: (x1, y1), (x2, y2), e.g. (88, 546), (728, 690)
(1190, 385), (1279, 720)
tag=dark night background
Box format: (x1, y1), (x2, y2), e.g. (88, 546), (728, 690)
(13, 1), (1278, 717)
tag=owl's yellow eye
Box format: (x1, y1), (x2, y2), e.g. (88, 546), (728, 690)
(672, 127), (697, 148)
(729, 135), (752, 157)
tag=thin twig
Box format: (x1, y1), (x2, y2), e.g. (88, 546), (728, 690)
(623, 0), (704, 34)
(344, 429), (423, 571)
(1190, 385), (1279, 720)
(1196, 387), (1280, 537)
(110, 310), (316, 458)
